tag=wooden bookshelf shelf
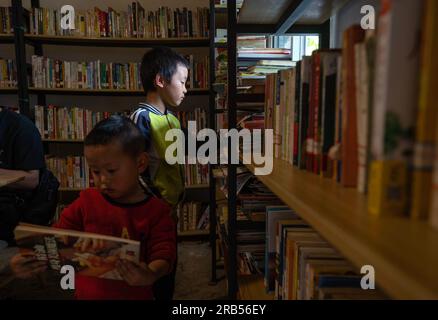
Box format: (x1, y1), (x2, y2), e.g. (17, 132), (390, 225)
(238, 274), (274, 300)
(0, 87), (17, 93)
(28, 87), (209, 96)
(24, 34), (210, 47)
(243, 157), (438, 299)
(178, 230), (209, 237)
(59, 188), (83, 192)
(0, 34), (14, 43)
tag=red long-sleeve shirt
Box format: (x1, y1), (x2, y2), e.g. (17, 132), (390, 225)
(53, 188), (176, 300)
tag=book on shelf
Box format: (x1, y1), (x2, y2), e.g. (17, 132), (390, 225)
(264, 206), (298, 293)
(0, 7), (12, 34)
(368, 0), (423, 216)
(238, 48), (292, 60)
(237, 36), (267, 49)
(413, 0), (438, 222)
(340, 27), (365, 186)
(13, 223), (140, 281)
(28, 5), (209, 39)
(0, 58), (17, 88)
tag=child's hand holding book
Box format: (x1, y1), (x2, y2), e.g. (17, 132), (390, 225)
(9, 252), (47, 279)
(116, 259), (170, 287)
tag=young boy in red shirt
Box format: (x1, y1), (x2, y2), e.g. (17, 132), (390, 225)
(10, 115), (176, 299)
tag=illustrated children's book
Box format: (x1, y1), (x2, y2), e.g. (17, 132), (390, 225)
(14, 223), (140, 281)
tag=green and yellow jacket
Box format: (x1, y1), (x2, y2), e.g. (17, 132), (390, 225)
(130, 103), (184, 207)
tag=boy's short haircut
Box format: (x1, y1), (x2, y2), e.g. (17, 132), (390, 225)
(140, 46), (189, 95)
(84, 115), (146, 157)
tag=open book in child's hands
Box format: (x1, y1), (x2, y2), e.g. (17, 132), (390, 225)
(14, 223), (140, 281)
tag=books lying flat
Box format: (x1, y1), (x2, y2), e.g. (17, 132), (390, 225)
(14, 223), (140, 281)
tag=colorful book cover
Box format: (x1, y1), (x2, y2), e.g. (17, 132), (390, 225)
(369, 0), (423, 215)
(412, 0), (438, 220)
(14, 223), (140, 281)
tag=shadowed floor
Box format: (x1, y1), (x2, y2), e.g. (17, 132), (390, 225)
(174, 241), (227, 300)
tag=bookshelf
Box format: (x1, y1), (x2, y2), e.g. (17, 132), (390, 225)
(243, 157), (438, 299)
(214, 0), (438, 301)
(220, 0), (407, 300)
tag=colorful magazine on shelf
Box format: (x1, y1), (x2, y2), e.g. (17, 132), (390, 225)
(13, 223), (140, 281)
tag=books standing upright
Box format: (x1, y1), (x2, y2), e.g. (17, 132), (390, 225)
(368, 0), (423, 216)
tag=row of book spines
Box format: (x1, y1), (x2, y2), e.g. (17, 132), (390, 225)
(0, 58), (17, 87)
(264, 30), (415, 218)
(184, 163), (209, 186)
(186, 55), (209, 90)
(28, 6), (209, 38)
(176, 108), (207, 130)
(177, 202), (205, 232)
(265, 52), (341, 176)
(0, 7), (12, 34)
(45, 155), (93, 189)
(31, 55), (208, 90)
(411, 0), (438, 223)
(269, 217), (387, 300)
(34, 105), (113, 140)
(31, 56), (142, 90)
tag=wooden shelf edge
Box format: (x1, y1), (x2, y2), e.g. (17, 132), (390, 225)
(24, 34), (210, 47)
(185, 184), (210, 189)
(178, 230), (209, 237)
(243, 157), (438, 299)
(42, 139), (83, 143)
(28, 87), (209, 95)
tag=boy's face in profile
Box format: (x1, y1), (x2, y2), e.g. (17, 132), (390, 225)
(84, 143), (147, 202)
(161, 64), (188, 107)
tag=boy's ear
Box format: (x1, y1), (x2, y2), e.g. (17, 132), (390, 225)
(137, 152), (149, 174)
(154, 73), (166, 89)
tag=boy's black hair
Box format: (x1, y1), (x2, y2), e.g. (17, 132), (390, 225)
(140, 46), (189, 95)
(84, 115), (145, 157)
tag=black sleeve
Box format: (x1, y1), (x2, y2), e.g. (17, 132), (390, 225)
(13, 117), (45, 171)
(131, 111), (152, 150)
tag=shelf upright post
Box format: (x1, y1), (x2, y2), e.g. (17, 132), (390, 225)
(208, 0), (218, 285)
(227, 0), (237, 300)
(30, 0), (45, 106)
(319, 20), (331, 49)
(12, 0), (30, 118)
